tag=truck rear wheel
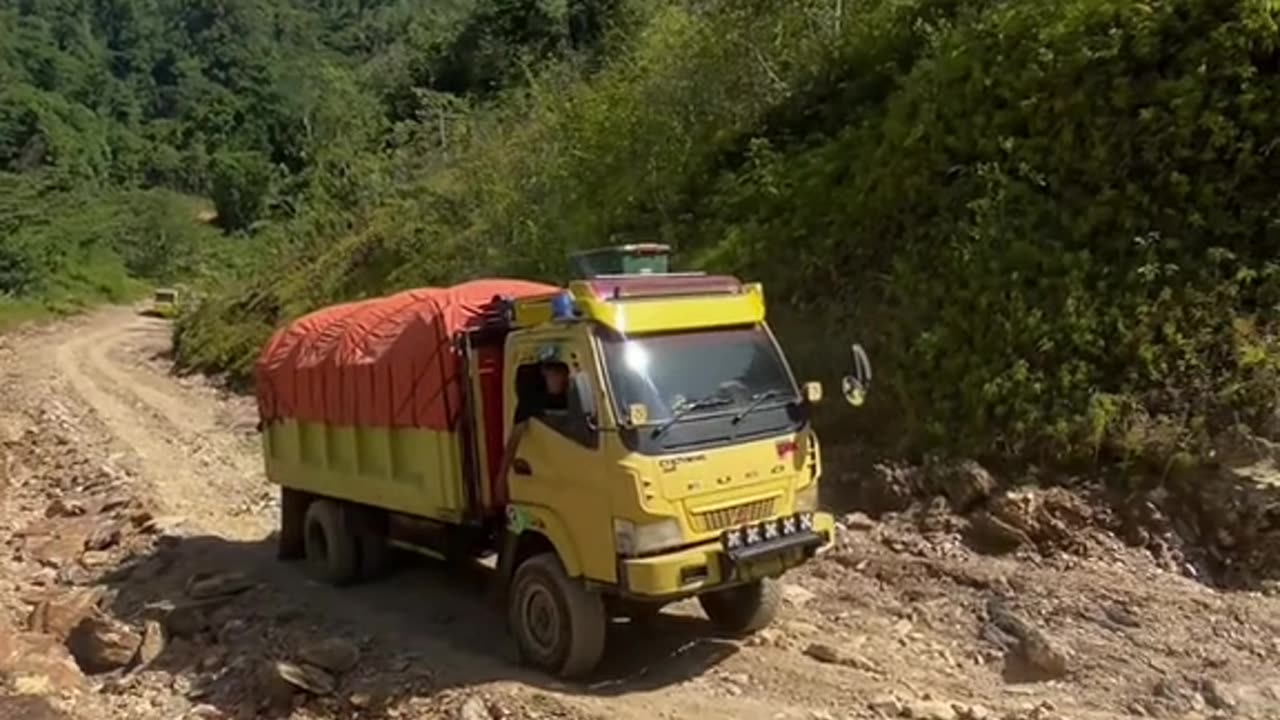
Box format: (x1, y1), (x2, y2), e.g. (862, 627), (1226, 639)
(348, 506), (389, 580)
(508, 553), (606, 679)
(699, 578), (781, 635)
(303, 499), (359, 586)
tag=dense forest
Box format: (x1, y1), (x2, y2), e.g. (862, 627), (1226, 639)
(6, 0), (1280, 468)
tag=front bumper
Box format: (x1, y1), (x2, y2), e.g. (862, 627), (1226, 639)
(619, 511), (835, 599)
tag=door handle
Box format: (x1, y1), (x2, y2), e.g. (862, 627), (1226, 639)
(512, 459), (532, 476)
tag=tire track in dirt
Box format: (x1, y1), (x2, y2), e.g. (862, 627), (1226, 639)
(51, 310), (270, 541)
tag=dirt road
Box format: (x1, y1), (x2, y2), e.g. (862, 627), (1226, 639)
(3, 308), (1280, 720)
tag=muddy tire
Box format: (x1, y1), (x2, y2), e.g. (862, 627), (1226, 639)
(508, 553), (606, 679)
(348, 506), (390, 580)
(699, 578), (781, 635)
(303, 499), (359, 586)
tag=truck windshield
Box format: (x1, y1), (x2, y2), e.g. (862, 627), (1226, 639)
(598, 325), (799, 426)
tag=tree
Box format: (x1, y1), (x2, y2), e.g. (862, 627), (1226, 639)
(210, 150), (272, 231)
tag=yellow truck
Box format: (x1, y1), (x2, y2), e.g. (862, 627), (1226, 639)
(143, 288), (180, 318)
(253, 245), (871, 678)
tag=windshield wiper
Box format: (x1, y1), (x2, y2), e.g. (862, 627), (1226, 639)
(652, 394), (734, 439)
(731, 390), (787, 424)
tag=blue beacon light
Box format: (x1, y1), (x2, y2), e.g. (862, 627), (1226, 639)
(550, 291), (575, 320)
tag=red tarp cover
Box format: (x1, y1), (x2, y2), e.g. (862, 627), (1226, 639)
(254, 279), (558, 430)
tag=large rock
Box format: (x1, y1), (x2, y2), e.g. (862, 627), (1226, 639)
(855, 463), (920, 514)
(931, 459), (998, 512)
(29, 531), (91, 567)
(0, 697), (73, 720)
(298, 637), (359, 674)
(456, 696), (493, 720)
(142, 597), (231, 638)
(83, 521), (122, 551)
(185, 571), (255, 600)
(273, 660), (336, 695)
(27, 587), (105, 640)
(44, 498), (86, 518)
(905, 700), (957, 720)
(965, 512), (1032, 554)
(0, 623), (86, 694)
(67, 612), (143, 674)
(802, 642), (880, 672)
(985, 599), (1069, 680)
(134, 620), (166, 667)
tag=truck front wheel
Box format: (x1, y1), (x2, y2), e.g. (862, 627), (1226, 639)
(303, 499), (360, 586)
(508, 553), (606, 679)
(699, 578), (781, 635)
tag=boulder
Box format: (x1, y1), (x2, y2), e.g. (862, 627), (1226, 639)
(67, 612), (143, 674)
(274, 660), (336, 695)
(456, 696), (493, 720)
(933, 459), (998, 512)
(0, 697), (73, 720)
(781, 584), (816, 607)
(0, 623), (86, 694)
(27, 587), (105, 640)
(29, 532), (90, 568)
(134, 620), (166, 666)
(83, 521), (122, 551)
(45, 498), (86, 518)
(905, 700), (957, 720)
(867, 694), (904, 717)
(79, 551), (112, 568)
(802, 642), (879, 672)
(856, 463), (919, 514)
(298, 637), (360, 674)
(985, 599), (1069, 681)
(143, 597), (231, 638)
(966, 512), (1031, 555)
(185, 571), (255, 600)
(839, 512), (877, 531)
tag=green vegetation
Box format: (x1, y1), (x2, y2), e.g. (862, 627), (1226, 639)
(9, 0), (1280, 467)
(0, 0), (482, 315)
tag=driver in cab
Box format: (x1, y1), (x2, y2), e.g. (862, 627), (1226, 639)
(500, 346), (570, 480)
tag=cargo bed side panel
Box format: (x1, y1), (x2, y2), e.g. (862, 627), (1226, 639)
(263, 418), (468, 523)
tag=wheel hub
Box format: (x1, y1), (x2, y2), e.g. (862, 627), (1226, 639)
(523, 585), (560, 654)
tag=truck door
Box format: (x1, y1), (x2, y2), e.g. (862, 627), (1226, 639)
(505, 333), (615, 583)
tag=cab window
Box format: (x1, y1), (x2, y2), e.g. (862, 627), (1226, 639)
(512, 360), (597, 449)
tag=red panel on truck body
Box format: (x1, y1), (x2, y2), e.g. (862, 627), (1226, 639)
(254, 279), (557, 431)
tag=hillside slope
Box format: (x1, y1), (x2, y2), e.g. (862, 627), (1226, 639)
(175, 0), (1280, 467)
(0, 0), (479, 319)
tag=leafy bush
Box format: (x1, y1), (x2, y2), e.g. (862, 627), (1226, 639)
(210, 151), (273, 232)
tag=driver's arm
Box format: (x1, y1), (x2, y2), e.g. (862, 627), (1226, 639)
(499, 398), (537, 480)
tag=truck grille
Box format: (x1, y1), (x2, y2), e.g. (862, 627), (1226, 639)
(692, 498), (777, 532)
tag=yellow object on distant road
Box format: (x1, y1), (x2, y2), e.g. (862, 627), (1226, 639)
(142, 288), (179, 319)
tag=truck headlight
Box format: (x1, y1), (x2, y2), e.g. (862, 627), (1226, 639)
(614, 518), (683, 557)
(795, 483), (819, 512)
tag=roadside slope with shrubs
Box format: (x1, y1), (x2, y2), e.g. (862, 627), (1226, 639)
(176, 0), (1280, 467)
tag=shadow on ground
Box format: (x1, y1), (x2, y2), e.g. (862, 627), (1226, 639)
(94, 532), (738, 718)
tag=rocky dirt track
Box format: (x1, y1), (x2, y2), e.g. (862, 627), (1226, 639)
(2, 308), (1280, 720)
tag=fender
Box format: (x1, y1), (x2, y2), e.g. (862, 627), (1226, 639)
(503, 503), (584, 577)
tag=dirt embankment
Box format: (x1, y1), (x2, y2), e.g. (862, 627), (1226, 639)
(2, 308), (1279, 720)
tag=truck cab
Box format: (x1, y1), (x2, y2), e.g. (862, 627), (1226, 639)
(489, 245), (870, 676)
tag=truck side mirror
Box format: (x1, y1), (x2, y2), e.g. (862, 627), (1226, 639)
(569, 371), (598, 426)
(803, 381), (824, 404)
(842, 344), (872, 407)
